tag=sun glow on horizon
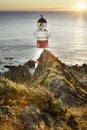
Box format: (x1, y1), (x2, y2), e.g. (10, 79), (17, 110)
(77, 3), (85, 11)
(0, 1), (87, 12)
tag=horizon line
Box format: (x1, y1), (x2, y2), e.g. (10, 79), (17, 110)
(0, 10), (87, 13)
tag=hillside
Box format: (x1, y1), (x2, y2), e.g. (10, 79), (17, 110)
(0, 49), (87, 130)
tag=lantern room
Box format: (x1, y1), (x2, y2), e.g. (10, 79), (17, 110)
(37, 15), (47, 31)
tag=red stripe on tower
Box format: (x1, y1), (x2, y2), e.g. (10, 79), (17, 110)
(37, 40), (48, 48)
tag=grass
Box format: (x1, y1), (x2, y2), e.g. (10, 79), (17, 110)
(0, 77), (87, 130)
(0, 118), (24, 130)
(0, 77), (29, 106)
(0, 77), (66, 117)
(69, 106), (87, 130)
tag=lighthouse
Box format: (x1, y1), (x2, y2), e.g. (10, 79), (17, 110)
(34, 15), (51, 48)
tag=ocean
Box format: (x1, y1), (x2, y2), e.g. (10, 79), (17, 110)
(0, 11), (87, 72)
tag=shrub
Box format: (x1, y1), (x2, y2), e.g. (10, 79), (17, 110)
(0, 78), (29, 106)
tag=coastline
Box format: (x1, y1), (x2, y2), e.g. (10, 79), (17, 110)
(1, 57), (87, 87)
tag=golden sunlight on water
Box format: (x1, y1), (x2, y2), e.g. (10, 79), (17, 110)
(72, 14), (85, 46)
(69, 14), (87, 64)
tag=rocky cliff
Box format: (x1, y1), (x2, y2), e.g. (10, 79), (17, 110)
(0, 49), (87, 130)
(33, 49), (87, 106)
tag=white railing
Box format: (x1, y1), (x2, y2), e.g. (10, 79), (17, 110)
(34, 30), (51, 38)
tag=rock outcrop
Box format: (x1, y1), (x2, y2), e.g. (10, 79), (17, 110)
(33, 49), (87, 106)
(1, 59), (35, 84)
(68, 64), (87, 87)
(3, 65), (31, 84)
(2, 59), (35, 84)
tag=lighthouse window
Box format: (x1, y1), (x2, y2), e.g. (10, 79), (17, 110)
(38, 23), (47, 31)
(39, 23), (44, 30)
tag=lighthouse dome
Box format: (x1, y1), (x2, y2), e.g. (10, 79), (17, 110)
(37, 15), (47, 23)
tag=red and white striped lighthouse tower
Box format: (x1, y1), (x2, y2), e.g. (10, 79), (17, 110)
(34, 15), (51, 48)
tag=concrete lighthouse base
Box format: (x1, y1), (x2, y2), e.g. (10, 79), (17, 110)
(37, 40), (48, 48)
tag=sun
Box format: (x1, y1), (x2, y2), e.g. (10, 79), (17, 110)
(77, 3), (85, 11)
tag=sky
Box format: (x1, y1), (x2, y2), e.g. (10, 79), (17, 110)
(0, 0), (87, 11)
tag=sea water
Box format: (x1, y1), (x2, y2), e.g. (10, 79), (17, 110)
(0, 11), (87, 72)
